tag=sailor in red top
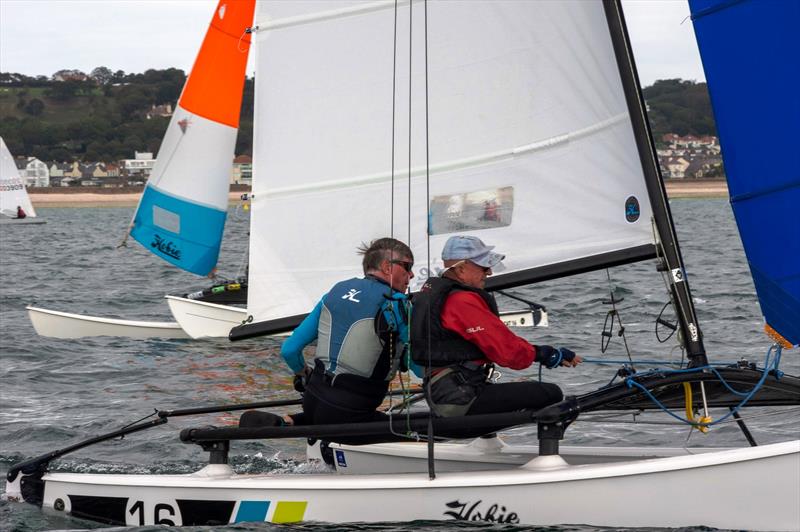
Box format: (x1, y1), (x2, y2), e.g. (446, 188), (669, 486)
(411, 235), (582, 417)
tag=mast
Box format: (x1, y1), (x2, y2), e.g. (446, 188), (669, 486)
(602, 0), (708, 366)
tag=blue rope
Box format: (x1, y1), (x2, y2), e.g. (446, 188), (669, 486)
(623, 345), (782, 428)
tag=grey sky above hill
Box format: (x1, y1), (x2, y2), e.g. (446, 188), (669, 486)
(0, 0), (705, 87)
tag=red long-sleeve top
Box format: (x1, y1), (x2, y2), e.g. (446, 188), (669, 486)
(440, 291), (536, 370)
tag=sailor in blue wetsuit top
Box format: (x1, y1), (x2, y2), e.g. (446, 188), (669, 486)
(279, 237), (414, 428)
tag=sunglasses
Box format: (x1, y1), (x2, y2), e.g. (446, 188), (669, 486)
(467, 261), (491, 274)
(390, 260), (414, 273)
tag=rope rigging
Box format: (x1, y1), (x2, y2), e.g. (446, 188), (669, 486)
(622, 344), (784, 431)
(600, 269), (637, 371)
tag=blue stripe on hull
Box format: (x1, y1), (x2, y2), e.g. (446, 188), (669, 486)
(691, 0), (800, 346)
(131, 185), (226, 276)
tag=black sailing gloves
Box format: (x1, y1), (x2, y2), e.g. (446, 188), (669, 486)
(293, 365), (312, 393)
(535, 345), (578, 369)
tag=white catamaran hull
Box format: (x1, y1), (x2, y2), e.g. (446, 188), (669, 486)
(320, 438), (737, 474)
(27, 306), (190, 339)
(30, 441), (800, 530)
(165, 296), (247, 339)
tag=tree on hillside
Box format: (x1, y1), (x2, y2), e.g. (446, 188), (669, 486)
(117, 85), (153, 119)
(46, 80), (82, 101)
(85, 141), (105, 161)
(52, 69), (88, 81)
(49, 147), (71, 162)
(24, 98), (45, 116)
(90, 66), (114, 85)
(642, 79), (717, 139)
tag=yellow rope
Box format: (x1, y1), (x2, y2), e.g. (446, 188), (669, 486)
(683, 382), (711, 433)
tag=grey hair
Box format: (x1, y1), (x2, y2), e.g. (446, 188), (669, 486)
(357, 237), (413, 274)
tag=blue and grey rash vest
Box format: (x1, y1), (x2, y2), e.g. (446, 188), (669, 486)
(280, 276), (409, 382)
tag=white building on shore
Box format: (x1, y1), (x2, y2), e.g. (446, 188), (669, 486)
(121, 151), (155, 179)
(15, 157), (50, 187)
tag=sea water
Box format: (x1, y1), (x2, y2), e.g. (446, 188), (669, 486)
(0, 199), (798, 531)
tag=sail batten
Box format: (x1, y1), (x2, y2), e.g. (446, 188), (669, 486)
(262, 112), (631, 198)
(129, 0), (255, 276)
(257, 0), (400, 32)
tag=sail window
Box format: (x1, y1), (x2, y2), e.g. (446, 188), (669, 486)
(429, 187), (514, 235)
(153, 205), (181, 234)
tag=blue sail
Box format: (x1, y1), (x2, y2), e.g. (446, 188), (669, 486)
(690, 0), (800, 347)
(131, 185), (227, 276)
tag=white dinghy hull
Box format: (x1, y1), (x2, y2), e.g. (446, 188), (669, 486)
(165, 295), (247, 339)
(0, 217), (46, 225)
(30, 441), (800, 530)
(27, 306), (190, 339)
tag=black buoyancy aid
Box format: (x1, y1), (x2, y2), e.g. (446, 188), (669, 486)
(410, 276), (500, 368)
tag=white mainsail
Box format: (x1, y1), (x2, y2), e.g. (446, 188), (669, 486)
(0, 137), (37, 219)
(248, 0), (655, 326)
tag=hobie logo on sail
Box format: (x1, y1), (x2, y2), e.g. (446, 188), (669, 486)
(152, 234), (181, 260)
(625, 196), (640, 223)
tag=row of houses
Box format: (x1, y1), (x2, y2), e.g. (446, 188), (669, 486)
(14, 153), (253, 188)
(15, 133), (719, 186)
(657, 134), (724, 179)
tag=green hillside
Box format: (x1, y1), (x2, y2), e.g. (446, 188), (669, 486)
(0, 70), (708, 162)
(643, 79), (717, 142)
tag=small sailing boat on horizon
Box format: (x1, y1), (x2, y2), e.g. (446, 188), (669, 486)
(0, 137), (46, 226)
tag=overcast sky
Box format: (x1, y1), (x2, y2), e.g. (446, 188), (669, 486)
(0, 0), (705, 87)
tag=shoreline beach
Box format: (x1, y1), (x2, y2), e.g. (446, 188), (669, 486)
(29, 191), (250, 208)
(27, 180), (728, 208)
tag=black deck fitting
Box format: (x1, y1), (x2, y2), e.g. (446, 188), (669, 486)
(537, 422), (566, 456)
(199, 440), (230, 464)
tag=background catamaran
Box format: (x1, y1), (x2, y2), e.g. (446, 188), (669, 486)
(0, 136), (46, 226)
(6, 0), (799, 529)
(26, 0), (256, 339)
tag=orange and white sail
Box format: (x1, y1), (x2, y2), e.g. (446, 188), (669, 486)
(130, 0), (255, 275)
